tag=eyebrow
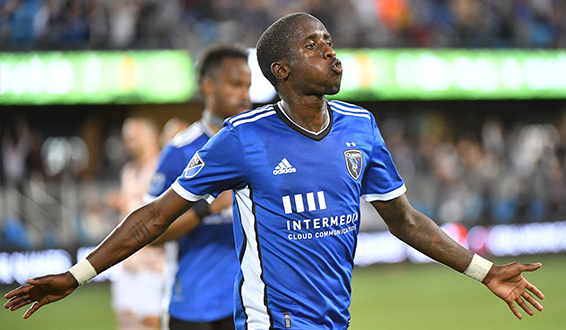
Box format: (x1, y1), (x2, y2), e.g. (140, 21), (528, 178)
(304, 32), (332, 40)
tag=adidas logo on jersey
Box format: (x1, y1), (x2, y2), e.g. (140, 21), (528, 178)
(273, 158), (296, 175)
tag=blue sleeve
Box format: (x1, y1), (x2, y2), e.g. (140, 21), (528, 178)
(172, 124), (247, 202)
(147, 145), (189, 198)
(360, 118), (406, 202)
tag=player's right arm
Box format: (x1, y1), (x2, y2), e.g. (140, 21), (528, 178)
(151, 190), (232, 245)
(4, 188), (194, 319)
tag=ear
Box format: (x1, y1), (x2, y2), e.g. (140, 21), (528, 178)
(201, 76), (214, 97)
(271, 61), (290, 82)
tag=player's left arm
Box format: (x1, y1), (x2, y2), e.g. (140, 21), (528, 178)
(371, 194), (544, 319)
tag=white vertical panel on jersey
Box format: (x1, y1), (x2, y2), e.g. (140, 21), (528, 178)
(234, 186), (271, 329)
(306, 192), (316, 211)
(317, 191), (327, 210)
(160, 241), (179, 321)
(294, 194), (305, 213)
(282, 196), (292, 214)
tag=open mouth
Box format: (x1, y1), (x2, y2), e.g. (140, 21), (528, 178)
(331, 59), (342, 74)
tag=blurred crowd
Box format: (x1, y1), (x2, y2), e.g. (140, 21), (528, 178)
(2, 0), (566, 53)
(378, 110), (566, 229)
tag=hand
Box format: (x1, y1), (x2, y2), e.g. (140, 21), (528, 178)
(483, 262), (544, 319)
(4, 272), (78, 319)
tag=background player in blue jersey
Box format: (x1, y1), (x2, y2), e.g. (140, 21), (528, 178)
(6, 12), (544, 330)
(145, 45), (252, 330)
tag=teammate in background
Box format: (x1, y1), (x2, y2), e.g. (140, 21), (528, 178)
(159, 118), (191, 149)
(5, 13), (544, 329)
(146, 45), (251, 330)
(105, 117), (164, 330)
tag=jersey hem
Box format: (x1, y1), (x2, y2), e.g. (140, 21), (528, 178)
(171, 181), (214, 203)
(361, 184), (407, 202)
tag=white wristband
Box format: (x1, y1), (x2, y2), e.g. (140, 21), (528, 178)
(69, 259), (97, 286)
(463, 253), (493, 282)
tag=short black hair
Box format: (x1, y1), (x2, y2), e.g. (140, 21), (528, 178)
(196, 44), (249, 87)
(256, 12), (315, 88)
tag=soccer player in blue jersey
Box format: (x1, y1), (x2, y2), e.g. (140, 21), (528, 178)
(146, 45), (252, 330)
(5, 12), (544, 329)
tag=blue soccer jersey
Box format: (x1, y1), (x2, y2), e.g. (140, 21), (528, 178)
(172, 100), (406, 329)
(146, 119), (239, 323)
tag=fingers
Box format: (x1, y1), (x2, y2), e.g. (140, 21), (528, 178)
(507, 301), (523, 319)
(23, 301), (41, 319)
(4, 294), (29, 309)
(4, 290), (31, 309)
(523, 291), (543, 312)
(507, 289), (544, 319)
(517, 262), (542, 272)
(515, 296), (534, 316)
(4, 285), (28, 300)
(8, 298), (34, 312)
(27, 277), (47, 285)
(526, 282), (545, 300)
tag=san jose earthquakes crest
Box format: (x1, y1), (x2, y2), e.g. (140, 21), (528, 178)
(183, 151), (205, 178)
(344, 149), (362, 180)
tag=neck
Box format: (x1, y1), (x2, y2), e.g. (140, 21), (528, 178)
(280, 95), (328, 133)
(202, 109), (226, 132)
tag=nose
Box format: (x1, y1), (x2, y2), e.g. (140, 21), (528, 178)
(323, 43), (336, 59)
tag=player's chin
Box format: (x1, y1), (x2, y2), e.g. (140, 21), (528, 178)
(324, 84), (341, 95)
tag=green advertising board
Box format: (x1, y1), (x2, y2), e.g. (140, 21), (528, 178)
(333, 49), (566, 100)
(1, 49), (565, 105)
(0, 50), (194, 105)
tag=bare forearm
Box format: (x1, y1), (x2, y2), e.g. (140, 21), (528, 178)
(87, 206), (163, 272)
(87, 188), (193, 274)
(372, 195), (473, 273)
(151, 209), (200, 245)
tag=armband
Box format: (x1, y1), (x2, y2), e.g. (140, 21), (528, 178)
(192, 200), (212, 221)
(69, 259), (97, 286)
(463, 253), (493, 282)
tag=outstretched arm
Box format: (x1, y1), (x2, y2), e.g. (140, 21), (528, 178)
(151, 190), (232, 245)
(4, 188), (194, 318)
(371, 194), (544, 319)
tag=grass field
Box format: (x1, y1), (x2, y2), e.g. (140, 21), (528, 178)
(2, 254), (564, 330)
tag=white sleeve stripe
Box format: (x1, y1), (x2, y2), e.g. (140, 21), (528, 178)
(171, 181), (211, 202)
(229, 105), (273, 124)
(232, 110), (276, 127)
(361, 184), (407, 202)
(333, 108), (371, 119)
(330, 101), (369, 113)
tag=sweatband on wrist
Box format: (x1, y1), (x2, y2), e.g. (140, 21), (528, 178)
(69, 259), (97, 286)
(192, 200), (212, 220)
(463, 253), (493, 282)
